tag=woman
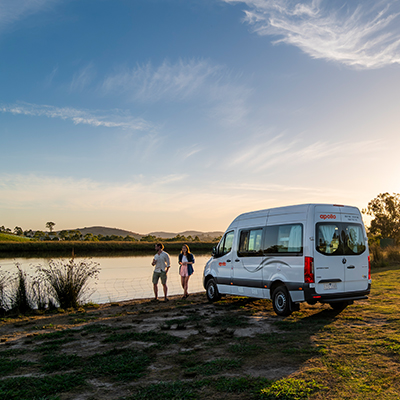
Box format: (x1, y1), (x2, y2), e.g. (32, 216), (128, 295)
(178, 244), (195, 299)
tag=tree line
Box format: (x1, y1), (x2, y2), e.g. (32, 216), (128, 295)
(0, 223), (217, 242)
(2, 192), (398, 244)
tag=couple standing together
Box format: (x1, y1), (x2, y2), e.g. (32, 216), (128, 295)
(151, 243), (194, 301)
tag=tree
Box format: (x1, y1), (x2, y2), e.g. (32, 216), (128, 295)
(364, 192), (400, 242)
(34, 231), (45, 240)
(14, 226), (23, 236)
(46, 222), (55, 233)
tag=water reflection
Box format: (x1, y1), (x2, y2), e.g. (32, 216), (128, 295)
(0, 255), (211, 304)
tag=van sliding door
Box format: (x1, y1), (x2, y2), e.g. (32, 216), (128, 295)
(232, 228), (264, 298)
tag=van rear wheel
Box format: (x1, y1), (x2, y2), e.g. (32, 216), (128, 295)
(272, 286), (292, 316)
(206, 279), (221, 302)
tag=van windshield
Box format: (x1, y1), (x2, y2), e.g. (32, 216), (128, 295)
(316, 223), (366, 256)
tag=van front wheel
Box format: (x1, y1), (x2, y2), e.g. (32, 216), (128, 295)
(272, 286), (292, 316)
(206, 279), (221, 302)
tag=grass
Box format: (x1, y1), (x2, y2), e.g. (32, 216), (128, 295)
(0, 263), (399, 399)
(0, 233), (31, 242)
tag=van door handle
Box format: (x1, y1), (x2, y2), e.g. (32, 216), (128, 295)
(227, 259), (231, 262)
(347, 265), (355, 269)
(235, 259), (240, 262)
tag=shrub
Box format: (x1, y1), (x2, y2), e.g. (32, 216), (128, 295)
(36, 258), (100, 309)
(369, 244), (387, 268)
(386, 246), (400, 263)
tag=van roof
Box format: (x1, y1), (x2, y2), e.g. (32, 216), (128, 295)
(232, 203), (358, 221)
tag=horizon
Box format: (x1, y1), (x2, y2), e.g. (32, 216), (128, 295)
(1, 1), (399, 232)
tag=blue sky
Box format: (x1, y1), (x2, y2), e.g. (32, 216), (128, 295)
(1, 0), (400, 234)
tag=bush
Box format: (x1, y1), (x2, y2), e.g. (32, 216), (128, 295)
(369, 244), (387, 268)
(36, 258), (100, 309)
(386, 246), (400, 263)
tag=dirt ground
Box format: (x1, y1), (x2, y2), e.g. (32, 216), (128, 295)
(0, 292), (320, 399)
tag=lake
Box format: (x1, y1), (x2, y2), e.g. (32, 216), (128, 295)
(0, 254), (211, 304)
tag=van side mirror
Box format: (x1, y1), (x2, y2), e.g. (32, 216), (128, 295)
(212, 247), (217, 257)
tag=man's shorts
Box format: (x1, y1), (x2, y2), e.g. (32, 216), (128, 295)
(152, 271), (167, 285)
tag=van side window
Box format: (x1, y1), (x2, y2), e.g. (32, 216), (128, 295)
(264, 224), (303, 255)
(316, 223), (366, 256)
(238, 228), (263, 257)
(215, 231), (234, 258)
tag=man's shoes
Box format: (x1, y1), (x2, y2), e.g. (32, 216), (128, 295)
(164, 298), (169, 302)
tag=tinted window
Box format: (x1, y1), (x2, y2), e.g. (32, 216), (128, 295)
(316, 223), (366, 256)
(238, 228), (263, 257)
(264, 224), (303, 255)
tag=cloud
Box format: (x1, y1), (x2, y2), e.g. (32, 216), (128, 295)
(102, 58), (252, 126)
(223, 0), (400, 68)
(225, 132), (383, 173)
(69, 63), (96, 93)
(0, 0), (58, 28)
(102, 59), (224, 102)
(0, 102), (152, 131)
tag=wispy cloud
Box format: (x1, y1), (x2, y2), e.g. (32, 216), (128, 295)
(0, 102), (152, 131)
(0, 0), (58, 28)
(102, 59), (224, 102)
(226, 132), (383, 172)
(223, 0), (400, 68)
(102, 58), (252, 126)
(69, 63), (96, 93)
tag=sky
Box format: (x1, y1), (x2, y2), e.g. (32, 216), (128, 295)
(1, 0), (400, 234)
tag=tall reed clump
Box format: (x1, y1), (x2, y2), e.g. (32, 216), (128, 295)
(0, 268), (11, 315)
(36, 258), (100, 309)
(9, 265), (34, 314)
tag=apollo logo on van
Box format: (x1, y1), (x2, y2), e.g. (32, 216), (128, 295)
(319, 214), (337, 220)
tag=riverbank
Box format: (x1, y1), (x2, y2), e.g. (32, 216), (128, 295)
(0, 264), (399, 399)
(0, 241), (217, 257)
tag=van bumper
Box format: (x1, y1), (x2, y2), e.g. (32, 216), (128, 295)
(304, 283), (371, 305)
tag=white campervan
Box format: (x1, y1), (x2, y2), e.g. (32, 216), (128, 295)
(203, 204), (371, 316)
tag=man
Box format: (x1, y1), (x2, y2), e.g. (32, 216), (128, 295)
(151, 243), (171, 301)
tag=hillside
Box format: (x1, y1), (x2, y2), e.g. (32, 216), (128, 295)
(0, 233), (31, 242)
(73, 226), (142, 239)
(148, 230), (224, 240)
(60, 227), (224, 240)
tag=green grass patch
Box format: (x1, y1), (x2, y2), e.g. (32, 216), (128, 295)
(85, 348), (150, 381)
(209, 313), (249, 328)
(104, 330), (179, 346)
(258, 378), (323, 399)
(40, 353), (82, 372)
(0, 374), (85, 399)
(185, 358), (242, 376)
(127, 381), (199, 400)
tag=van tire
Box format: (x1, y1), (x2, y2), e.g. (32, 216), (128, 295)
(272, 286), (292, 316)
(206, 279), (221, 302)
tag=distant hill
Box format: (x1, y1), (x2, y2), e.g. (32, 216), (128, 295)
(149, 231), (223, 240)
(63, 226), (142, 239)
(59, 226), (223, 240)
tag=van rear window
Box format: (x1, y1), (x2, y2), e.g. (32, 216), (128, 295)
(316, 223), (366, 256)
